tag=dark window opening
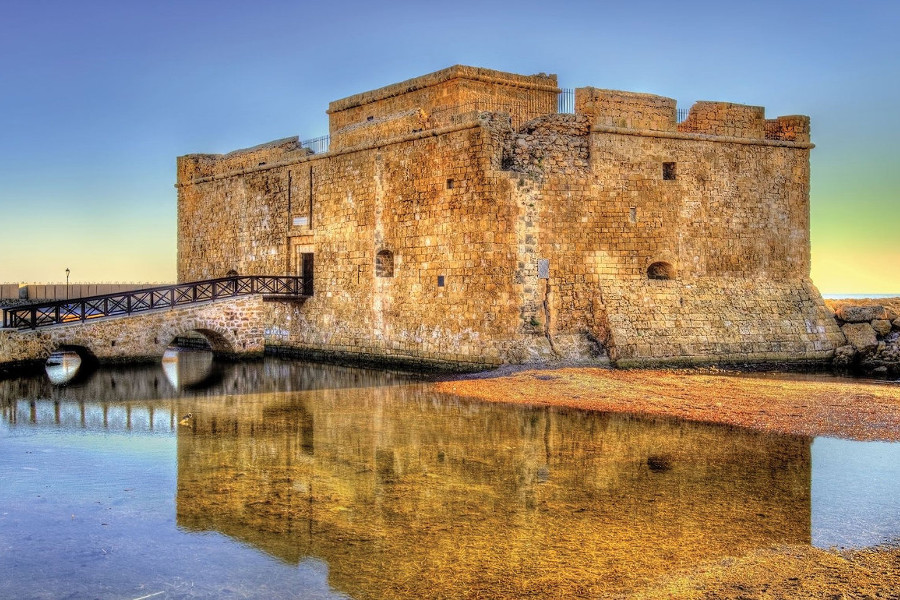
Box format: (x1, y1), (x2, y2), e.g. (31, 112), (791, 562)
(647, 261), (676, 280)
(446, 178), (454, 189)
(437, 275), (445, 287)
(663, 162), (677, 181)
(375, 249), (394, 278)
(367, 115), (374, 121)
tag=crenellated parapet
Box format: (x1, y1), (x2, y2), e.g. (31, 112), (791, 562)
(576, 87), (678, 132)
(677, 101), (766, 138)
(177, 137), (309, 183)
(574, 88), (810, 144)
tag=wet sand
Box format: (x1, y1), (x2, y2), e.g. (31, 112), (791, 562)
(437, 367), (900, 442)
(436, 367), (900, 599)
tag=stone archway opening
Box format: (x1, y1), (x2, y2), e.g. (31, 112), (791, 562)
(162, 329), (233, 390)
(46, 344), (99, 385)
(647, 261), (676, 281)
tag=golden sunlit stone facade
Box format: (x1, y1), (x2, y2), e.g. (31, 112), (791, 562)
(176, 65), (844, 369)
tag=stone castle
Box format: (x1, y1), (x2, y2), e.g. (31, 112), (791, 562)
(176, 65), (845, 370)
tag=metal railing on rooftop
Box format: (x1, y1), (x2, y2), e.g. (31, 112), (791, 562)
(557, 88), (575, 114)
(300, 135), (330, 154)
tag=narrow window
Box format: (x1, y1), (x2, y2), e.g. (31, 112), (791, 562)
(647, 262), (676, 280)
(446, 178), (454, 189)
(629, 207), (637, 224)
(437, 275), (445, 287)
(375, 250), (394, 278)
(662, 162), (676, 181)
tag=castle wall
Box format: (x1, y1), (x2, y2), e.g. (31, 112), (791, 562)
(501, 95), (844, 365)
(176, 67), (843, 369)
(179, 116), (553, 370)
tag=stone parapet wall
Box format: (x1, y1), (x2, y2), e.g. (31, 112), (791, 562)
(678, 101), (766, 139)
(178, 137), (309, 183)
(1, 283), (168, 304)
(331, 108), (429, 152)
(576, 87), (677, 132)
(765, 115), (811, 143)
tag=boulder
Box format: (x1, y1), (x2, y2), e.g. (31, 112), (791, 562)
(835, 304), (885, 323)
(832, 344), (856, 368)
(841, 323), (878, 353)
(872, 319), (893, 337)
(893, 317), (900, 330)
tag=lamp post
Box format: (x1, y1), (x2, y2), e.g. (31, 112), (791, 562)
(65, 268), (70, 301)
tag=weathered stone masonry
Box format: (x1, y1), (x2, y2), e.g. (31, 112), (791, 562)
(176, 65), (844, 369)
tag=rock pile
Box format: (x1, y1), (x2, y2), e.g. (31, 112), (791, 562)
(831, 303), (900, 376)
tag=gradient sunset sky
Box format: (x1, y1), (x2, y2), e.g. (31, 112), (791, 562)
(1, 0), (897, 294)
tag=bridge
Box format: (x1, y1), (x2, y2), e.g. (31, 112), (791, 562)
(0, 275), (310, 370)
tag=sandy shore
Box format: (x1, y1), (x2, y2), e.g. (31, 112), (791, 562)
(436, 367), (900, 599)
(437, 367), (900, 442)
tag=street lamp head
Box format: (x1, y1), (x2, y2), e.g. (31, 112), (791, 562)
(65, 268), (70, 277)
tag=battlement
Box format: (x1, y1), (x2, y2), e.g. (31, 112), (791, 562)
(177, 137), (309, 182)
(576, 87), (677, 132)
(327, 65), (559, 145)
(574, 88), (809, 143)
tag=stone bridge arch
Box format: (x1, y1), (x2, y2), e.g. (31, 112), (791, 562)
(159, 324), (239, 356)
(1, 295), (270, 369)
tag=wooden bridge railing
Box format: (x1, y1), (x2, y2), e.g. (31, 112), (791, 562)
(2, 275), (310, 330)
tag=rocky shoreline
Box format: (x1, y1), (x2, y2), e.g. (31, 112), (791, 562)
(826, 297), (900, 376)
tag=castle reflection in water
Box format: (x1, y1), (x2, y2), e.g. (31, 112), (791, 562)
(1, 356), (812, 599)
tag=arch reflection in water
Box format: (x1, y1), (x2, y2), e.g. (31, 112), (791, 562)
(176, 386), (812, 599)
(45, 351), (82, 385)
(161, 347), (217, 390)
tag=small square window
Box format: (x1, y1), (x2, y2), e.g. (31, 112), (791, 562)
(663, 162), (676, 180)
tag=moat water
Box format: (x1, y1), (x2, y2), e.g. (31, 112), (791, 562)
(1, 353), (899, 599)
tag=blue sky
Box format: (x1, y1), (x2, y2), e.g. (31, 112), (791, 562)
(1, 0), (897, 293)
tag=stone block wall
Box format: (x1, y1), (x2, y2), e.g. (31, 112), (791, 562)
(0, 295), (272, 370)
(600, 278), (843, 365)
(576, 88), (677, 132)
(499, 97), (837, 366)
(175, 65), (839, 369)
(765, 115), (811, 143)
(678, 101), (766, 139)
(328, 65), (558, 143)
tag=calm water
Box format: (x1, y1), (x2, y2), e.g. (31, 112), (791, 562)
(1, 354), (899, 599)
